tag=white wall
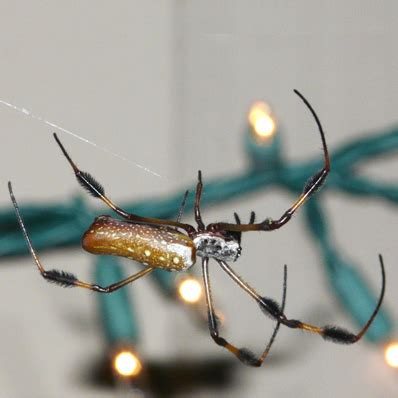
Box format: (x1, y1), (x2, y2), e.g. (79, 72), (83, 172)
(0, 1), (397, 397)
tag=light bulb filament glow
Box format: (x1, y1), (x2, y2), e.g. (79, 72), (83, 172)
(178, 277), (202, 303)
(385, 342), (398, 368)
(248, 101), (276, 141)
(113, 350), (142, 377)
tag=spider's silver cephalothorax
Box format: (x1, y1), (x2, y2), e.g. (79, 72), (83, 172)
(193, 233), (242, 262)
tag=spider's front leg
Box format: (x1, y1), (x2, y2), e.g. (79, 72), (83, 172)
(207, 89), (330, 234)
(202, 257), (287, 367)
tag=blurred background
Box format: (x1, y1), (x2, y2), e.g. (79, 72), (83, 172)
(0, 1), (397, 397)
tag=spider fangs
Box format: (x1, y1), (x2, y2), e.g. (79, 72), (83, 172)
(8, 89), (386, 367)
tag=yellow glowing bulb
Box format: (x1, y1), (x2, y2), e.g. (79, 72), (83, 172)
(254, 116), (275, 137)
(385, 342), (398, 368)
(178, 278), (202, 303)
(114, 351), (142, 377)
(248, 101), (276, 141)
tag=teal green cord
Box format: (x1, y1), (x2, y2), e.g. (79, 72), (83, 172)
(304, 198), (392, 342)
(95, 256), (139, 345)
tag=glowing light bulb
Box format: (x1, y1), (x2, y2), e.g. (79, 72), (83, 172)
(178, 277), (202, 303)
(248, 101), (276, 142)
(113, 350), (142, 377)
(385, 342), (398, 368)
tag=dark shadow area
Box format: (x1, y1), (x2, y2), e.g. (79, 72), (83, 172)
(84, 355), (239, 397)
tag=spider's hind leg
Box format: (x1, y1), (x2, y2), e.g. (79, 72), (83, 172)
(53, 134), (195, 235)
(8, 181), (154, 293)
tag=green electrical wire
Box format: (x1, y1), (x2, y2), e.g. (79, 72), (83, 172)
(304, 198), (392, 342)
(95, 255), (139, 345)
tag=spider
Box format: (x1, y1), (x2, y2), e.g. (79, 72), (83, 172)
(8, 89), (385, 367)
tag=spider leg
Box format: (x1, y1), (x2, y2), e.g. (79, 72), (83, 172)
(202, 257), (286, 367)
(208, 89), (330, 233)
(195, 170), (205, 231)
(256, 264), (287, 366)
(66, 267), (153, 293)
(53, 133), (195, 236)
(176, 190), (189, 223)
(8, 181), (153, 293)
(218, 257), (385, 344)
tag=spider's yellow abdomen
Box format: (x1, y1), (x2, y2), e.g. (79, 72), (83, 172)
(82, 215), (196, 271)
